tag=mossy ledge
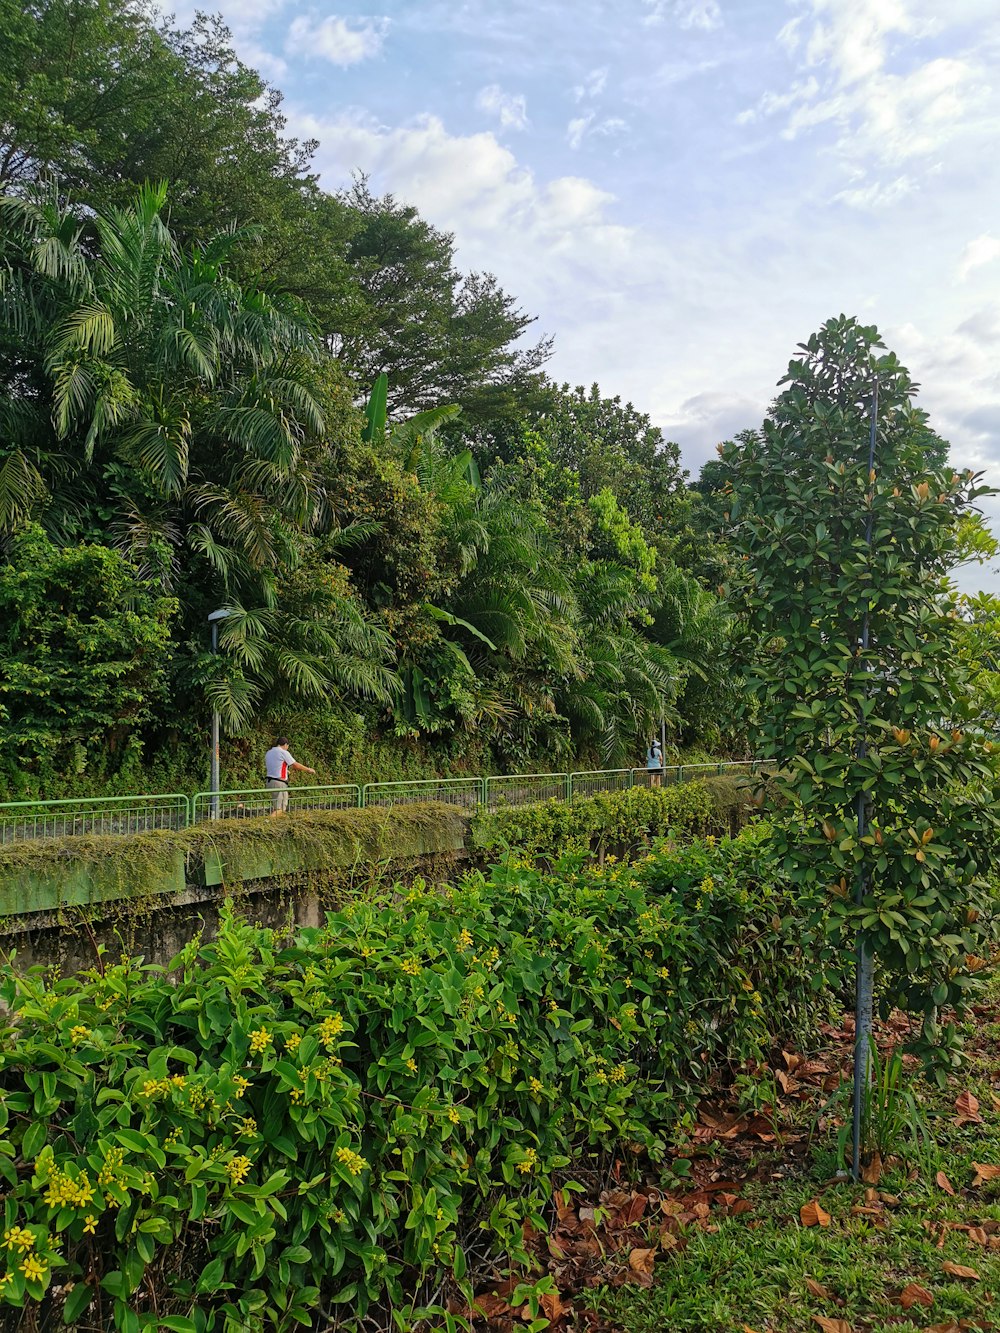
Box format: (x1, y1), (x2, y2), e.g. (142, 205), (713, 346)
(0, 802), (469, 926)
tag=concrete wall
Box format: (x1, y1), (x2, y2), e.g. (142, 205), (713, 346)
(0, 804), (470, 973)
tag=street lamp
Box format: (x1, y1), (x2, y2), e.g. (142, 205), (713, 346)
(208, 608), (231, 819)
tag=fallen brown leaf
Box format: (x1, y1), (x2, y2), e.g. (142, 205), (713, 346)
(800, 1199), (832, 1228)
(967, 1226), (988, 1246)
(899, 1282), (934, 1310)
(628, 1247), (656, 1287)
(941, 1260), (980, 1281)
(540, 1291), (564, 1322)
(936, 1170), (956, 1196)
(954, 1091), (982, 1124)
(812, 1318), (851, 1333)
(862, 1152), (883, 1185)
(470, 1293), (512, 1320)
(805, 1278), (833, 1299)
(971, 1161), (1000, 1187)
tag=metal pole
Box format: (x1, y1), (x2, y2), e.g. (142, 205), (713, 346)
(210, 619), (220, 821)
(851, 376), (879, 1181)
(660, 714), (667, 783)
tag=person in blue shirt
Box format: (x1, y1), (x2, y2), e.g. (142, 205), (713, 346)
(646, 739), (663, 788)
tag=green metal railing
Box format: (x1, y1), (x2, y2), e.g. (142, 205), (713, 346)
(0, 793), (190, 846)
(362, 778), (485, 811)
(0, 762), (769, 843)
(485, 772), (570, 809)
(190, 784), (361, 824)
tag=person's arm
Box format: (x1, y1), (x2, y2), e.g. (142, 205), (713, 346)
(290, 761), (316, 774)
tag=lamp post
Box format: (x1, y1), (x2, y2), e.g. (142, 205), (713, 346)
(208, 608), (231, 819)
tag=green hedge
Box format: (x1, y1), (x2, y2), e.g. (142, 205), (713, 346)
(0, 823), (822, 1330)
(471, 776), (760, 861)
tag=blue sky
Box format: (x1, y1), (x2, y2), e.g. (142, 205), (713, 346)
(174, 0), (1000, 586)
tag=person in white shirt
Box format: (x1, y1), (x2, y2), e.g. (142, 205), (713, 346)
(264, 736), (316, 815)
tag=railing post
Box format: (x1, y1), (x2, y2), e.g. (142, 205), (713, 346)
(564, 773), (571, 803)
(360, 785), (368, 809)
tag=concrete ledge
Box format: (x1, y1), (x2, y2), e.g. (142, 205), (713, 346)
(0, 803), (471, 962)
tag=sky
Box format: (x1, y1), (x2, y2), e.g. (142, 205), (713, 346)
(174, 0), (1000, 588)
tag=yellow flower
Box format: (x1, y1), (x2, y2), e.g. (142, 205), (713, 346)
(0, 1273), (11, 1290)
(289, 1088), (303, 1104)
(335, 1146), (368, 1177)
(405, 1057), (417, 1074)
(610, 1064), (627, 1085)
(447, 1107), (460, 1124)
(169, 1075), (187, 1090)
(457, 928), (474, 951)
(285, 1033), (301, 1052)
(20, 1255), (45, 1283)
(69, 1025), (90, 1044)
(3, 1227), (33, 1254)
(227, 1155), (252, 1187)
(83, 1215), (97, 1235)
(624, 978), (632, 989)
(659, 966), (670, 979)
(239, 1117), (258, 1139)
(400, 958), (421, 977)
(516, 1148), (538, 1174)
(529, 1077), (544, 1096)
(318, 1015), (345, 1048)
(248, 1028), (272, 1055)
(233, 1075), (251, 1097)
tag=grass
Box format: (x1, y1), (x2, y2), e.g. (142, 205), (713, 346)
(576, 1005), (1000, 1333)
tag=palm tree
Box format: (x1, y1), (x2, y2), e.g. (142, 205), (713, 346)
(0, 184), (397, 722)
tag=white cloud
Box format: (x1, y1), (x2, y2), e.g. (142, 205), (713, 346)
(736, 0), (1000, 226)
(834, 173), (916, 210)
(567, 115), (593, 150)
(959, 235), (1000, 281)
(475, 84), (528, 130)
(285, 14), (388, 66)
(567, 113), (629, 150)
(289, 110), (625, 243)
(574, 67), (608, 101)
(641, 0), (723, 29)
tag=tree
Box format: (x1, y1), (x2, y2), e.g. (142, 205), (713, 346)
(725, 315), (999, 1102)
(335, 181), (552, 424)
(0, 185), (397, 735)
(0, 525), (174, 785)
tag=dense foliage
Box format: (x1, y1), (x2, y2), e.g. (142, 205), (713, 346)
(0, 826), (824, 1330)
(724, 316), (1000, 1072)
(0, 0), (741, 798)
(472, 774), (756, 861)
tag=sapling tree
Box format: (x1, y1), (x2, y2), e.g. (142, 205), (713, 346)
(723, 316), (999, 1107)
